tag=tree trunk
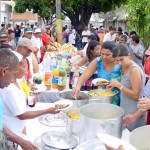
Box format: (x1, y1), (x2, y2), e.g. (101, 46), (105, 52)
(69, 12), (92, 34)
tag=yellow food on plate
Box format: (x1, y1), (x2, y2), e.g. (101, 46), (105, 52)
(55, 104), (69, 109)
(88, 90), (100, 96)
(99, 90), (114, 96)
(67, 109), (80, 120)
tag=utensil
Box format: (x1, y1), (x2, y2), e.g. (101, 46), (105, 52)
(38, 113), (67, 127)
(66, 108), (80, 136)
(79, 103), (124, 144)
(88, 89), (118, 104)
(58, 90), (89, 108)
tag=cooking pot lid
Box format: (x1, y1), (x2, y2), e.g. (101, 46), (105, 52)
(41, 131), (78, 149)
(38, 114), (67, 127)
(76, 139), (106, 150)
(33, 136), (61, 150)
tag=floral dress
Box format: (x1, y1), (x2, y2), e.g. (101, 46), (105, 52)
(97, 57), (122, 106)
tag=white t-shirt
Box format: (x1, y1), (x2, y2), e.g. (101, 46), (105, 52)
(82, 30), (91, 42)
(69, 33), (75, 45)
(103, 32), (116, 42)
(26, 55), (34, 82)
(31, 36), (43, 58)
(83, 43), (89, 56)
(0, 81), (27, 134)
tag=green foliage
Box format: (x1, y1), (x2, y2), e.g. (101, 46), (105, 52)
(14, 0), (125, 32)
(125, 0), (150, 47)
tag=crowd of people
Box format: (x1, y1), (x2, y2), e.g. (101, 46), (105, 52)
(0, 21), (150, 150)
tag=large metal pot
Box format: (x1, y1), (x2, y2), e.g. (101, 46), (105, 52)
(66, 108), (80, 136)
(79, 103), (124, 144)
(130, 125), (150, 149)
(58, 90), (89, 108)
(88, 89), (118, 104)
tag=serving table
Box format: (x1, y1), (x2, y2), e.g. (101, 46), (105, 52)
(22, 102), (131, 149)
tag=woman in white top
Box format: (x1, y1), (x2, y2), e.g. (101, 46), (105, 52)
(0, 52), (59, 136)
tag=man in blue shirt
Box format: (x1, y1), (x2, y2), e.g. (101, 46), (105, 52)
(0, 48), (38, 149)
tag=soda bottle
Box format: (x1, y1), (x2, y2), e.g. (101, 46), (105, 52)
(52, 68), (59, 89)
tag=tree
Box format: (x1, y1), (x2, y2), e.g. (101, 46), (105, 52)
(125, 0), (150, 47)
(14, 0), (125, 33)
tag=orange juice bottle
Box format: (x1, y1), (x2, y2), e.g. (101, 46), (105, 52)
(44, 71), (52, 90)
(52, 68), (59, 89)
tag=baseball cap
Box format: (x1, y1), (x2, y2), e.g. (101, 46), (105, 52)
(145, 47), (150, 56)
(0, 32), (8, 41)
(24, 27), (33, 33)
(34, 28), (41, 33)
(18, 37), (36, 51)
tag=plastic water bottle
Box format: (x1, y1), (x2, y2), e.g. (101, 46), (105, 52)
(72, 71), (79, 88)
(50, 57), (57, 70)
(43, 54), (51, 71)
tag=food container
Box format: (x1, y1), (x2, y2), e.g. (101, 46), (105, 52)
(130, 125), (150, 150)
(58, 90), (89, 108)
(79, 103), (124, 144)
(66, 109), (80, 136)
(88, 89), (118, 104)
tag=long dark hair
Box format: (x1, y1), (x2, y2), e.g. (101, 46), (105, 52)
(112, 44), (130, 58)
(86, 40), (100, 59)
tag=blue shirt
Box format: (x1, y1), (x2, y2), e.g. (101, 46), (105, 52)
(96, 57), (122, 105)
(0, 97), (4, 131)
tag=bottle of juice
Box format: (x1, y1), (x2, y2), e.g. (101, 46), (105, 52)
(44, 71), (52, 90)
(52, 68), (59, 89)
(58, 67), (67, 91)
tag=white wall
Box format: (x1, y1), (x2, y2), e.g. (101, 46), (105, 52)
(0, 2), (12, 25)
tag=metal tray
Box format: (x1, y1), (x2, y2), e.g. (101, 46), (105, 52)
(38, 113), (67, 127)
(41, 131), (78, 149)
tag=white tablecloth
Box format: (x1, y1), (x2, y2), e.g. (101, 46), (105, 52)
(25, 102), (131, 149)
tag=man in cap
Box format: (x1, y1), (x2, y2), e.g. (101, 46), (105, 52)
(16, 37), (39, 82)
(0, 48), (38, 150)
(31, 28), (43, 62)
(0, 31), (14, 50)
(23, 27), (33, 39)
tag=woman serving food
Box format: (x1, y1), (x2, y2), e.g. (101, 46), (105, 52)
(72, 41), (121, 105)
